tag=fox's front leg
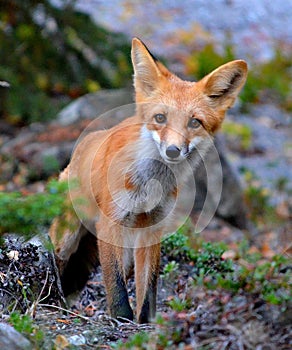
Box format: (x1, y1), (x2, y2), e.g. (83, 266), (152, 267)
(98, 238), (134, 321)
(135, 242), (161, 323)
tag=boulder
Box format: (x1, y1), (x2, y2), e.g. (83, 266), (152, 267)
(0, 323), (31, 350)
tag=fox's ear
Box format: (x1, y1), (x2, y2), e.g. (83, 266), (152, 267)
(199, 60), (248, 110)
(131, 38), (165, 96)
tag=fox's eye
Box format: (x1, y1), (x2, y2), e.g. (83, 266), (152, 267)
(188, 118), (201, 129)
(154, 114), (167, 124)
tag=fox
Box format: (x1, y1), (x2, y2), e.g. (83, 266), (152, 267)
(49, 38), (247, 323)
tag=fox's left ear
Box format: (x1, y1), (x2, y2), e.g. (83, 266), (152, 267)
(199, 60), (248, 110)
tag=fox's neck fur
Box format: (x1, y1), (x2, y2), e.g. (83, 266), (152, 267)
(111, 121), (212, 227)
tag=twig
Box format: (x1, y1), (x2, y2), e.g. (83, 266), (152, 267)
(28, 268), (50, 318)
(38, 303), (99, 324)
(39, 282), (53, 304)
(0, 287), (25, 312)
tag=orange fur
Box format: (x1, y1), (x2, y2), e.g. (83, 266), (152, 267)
(49, 38), (247, 323)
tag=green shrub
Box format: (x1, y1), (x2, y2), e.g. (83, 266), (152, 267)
(0, 0), (132, 124)
(0, 180), (68, 240)
(163, 227), (232, 276)
(185, 40), (292, 111)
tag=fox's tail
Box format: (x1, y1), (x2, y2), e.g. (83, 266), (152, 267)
(58, 224), (99, 296)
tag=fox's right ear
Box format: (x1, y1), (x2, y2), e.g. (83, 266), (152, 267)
(199, 60), (248, 111)
(131, 38), (163, 96)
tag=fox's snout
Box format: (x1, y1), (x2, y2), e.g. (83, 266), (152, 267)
(164, 142), (192, 163)
(159, 139), (193, 163)
(165, 145), (181, 159)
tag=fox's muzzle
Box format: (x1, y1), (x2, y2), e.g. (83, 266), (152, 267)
(165, 145), (181, 159)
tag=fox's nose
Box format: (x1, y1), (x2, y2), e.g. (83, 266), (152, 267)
(166, 145), (181, 159)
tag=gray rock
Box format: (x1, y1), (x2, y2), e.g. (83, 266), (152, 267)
(0, 323), (31, 350)
(68, 334), (87, 346)
(57, 88), (133, 126)
(192, 136), (248, 230)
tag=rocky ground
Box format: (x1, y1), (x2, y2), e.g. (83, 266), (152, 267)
(0, 229), (291, 349)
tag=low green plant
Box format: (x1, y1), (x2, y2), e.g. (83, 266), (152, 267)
(162, 223), (196, 260)
(193, 242), (290, 305)
(112, 332), (151, 349)
(112, 316), (177, 349)
(164, 226), (290, 307)
(193, 242), (233, 276)
(168, 297), (190, 312)
(9, 311), (44, 347)
(162, 261), (179, 279)
(163, 228), (233, 276)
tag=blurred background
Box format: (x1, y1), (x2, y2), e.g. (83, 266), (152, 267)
(0, 0), (291, 255)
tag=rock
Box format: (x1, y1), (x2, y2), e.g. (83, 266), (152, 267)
(192, 136), (248, 230)
(0, 89), (134, 180)
(0, 323), (31, 350)
(68, 334), (86, 346)
(57, 88), (133, 126)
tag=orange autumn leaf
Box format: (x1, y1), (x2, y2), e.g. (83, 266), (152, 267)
(261, 242), (276, 258)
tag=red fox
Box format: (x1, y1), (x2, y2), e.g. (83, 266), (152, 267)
(49, 38), (247, 323)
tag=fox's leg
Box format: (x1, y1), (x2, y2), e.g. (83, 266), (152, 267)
(98, 238), (133, 320)
(135, 242), (161, 323)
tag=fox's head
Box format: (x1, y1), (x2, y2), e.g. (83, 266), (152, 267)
(131, 38), (248, 164)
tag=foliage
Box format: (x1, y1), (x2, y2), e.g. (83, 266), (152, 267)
(184, 42), (235, 80)
(164, 225), (290, 306)
(197, 250), (291, 306)
(168, 297), (190, 312)
(163, 227), (233, 276)
(113, 332), (152, 349)
(151, 228), (290, 349)
(0, 0), (132, 124)
(162, 261), (179, 279)
(112, 319), (175, 349)
(241, 48), (292, 110)
(221, 120), (253, 151)
(243, 170), (276, 224)
(185, 40), (292, 111)
(9, 311), (44, 347)
(0, 180), (68, 239)
(162, 225), (195, 261)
